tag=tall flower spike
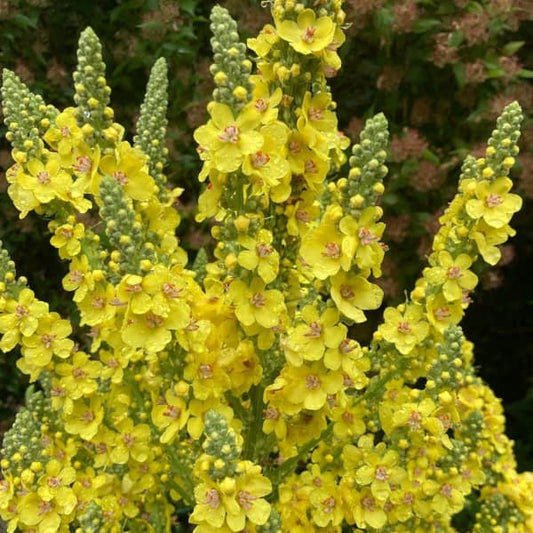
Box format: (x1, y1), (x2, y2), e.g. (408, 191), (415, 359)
(209, 5), (253, 112)
(134, 58), (169, 197)
(343, 113), (389, 215)
(99, 176), (154, 276)
(1, 69), (58, 162)
(72, 27), (113, 140)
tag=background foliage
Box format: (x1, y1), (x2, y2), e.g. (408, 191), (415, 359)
(0, 0), (531, 470)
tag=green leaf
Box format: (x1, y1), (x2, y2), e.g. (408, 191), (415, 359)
(502, 41), (525, 56)
(12, 13), (38, 29)
(412, 18), (441, 33)
(452, 62), (465, 87)
(449, 31), (463, 48)
(180, 0), (198, 16)
(518, 69), (533, 79)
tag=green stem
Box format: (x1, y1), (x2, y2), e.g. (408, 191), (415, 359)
(243, 384), (264, 461)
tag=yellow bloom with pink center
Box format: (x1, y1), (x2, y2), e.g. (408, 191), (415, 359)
(237, 229), (280, 284)
(330, 271), (383, 323)
(378, 304), (429, 355)
(282, 360), (344, 411)
(283, 305), (346, 366)
(228, 277), (286, 329)
(17, 154), (72, 204)
(426, 292), (463, 332)
(0, 288), (49, 352)
(276, 9), (335, 55)
(55, 350), (102, 400)
(425, 250), (478, 302)
(194, 102), (263, 173)
(109, 418), (152, 464)
(151, 387), (189, 444)
(99, 141), (156, 201)
(465, 177), (522, 228)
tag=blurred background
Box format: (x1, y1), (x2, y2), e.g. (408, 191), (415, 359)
(0, 0), (531, 469)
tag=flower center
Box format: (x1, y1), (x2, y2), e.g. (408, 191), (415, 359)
(163, 405), (181, 419)
(80, 410), (95, 423)
(250, 292), (267, 307)
(322, 241), (340, 259)
(397, 321), (412, 334)
(434, 306), (451, 320)
(73, 155), (92, 173)
(252, 151), (270, 168)
(162, 283), (181, 298)
(145, 313), (164, 328)
(358, 227), (376, 245)
(309, 108), (323, 121)
(72, 367), (87, 380)
(305, 321), (322, 338)
(440, 483), (453, 497)
(204, 488), (220, 509)
(302, 26), (316, 44)
(485, 193), (503, 208)
(238, 490), (257, 511)
(375, 466), (389, 481)
(47, 476), (62, 489)
(289, 141), (301, 154)
(447, 265), (462, 279)
(123, 433), (135, 448)
(305, 374), (321, 390)
(408, 411), (422, 430)
(198, 364), (213, 379)
(37, 171), (50, 184)
(340, 284), (354, 300)
(113, 171), (128, 185)
(361, 496), (375, 511)
(60, 125), (71, 138)
(322, 496), (336, 513)
(255, 98), (268, 112)
(218, 124), (239, 143)
(15, 304), (29, 318)
(296, 209), (310, 222)
(257, 243), (274, 257)
(264, 406), (280, 420)
(304, 159), (318, 174)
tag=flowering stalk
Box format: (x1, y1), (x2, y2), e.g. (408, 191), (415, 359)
(0, 1), (531, 532)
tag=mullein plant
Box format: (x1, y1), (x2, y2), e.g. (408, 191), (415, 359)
(0, 1), (531, 532)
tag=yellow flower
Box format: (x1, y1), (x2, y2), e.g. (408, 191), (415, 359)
(242, 122), (291, 198)
(49, 222), (85, 259)
(194, 102), (263, 173)
(63, 396), (104, 440)
(425, 251), (478, 301)
(237, 229), (280, 284)
(55, 351), (102, 399)
(110, 419), (152, 464)
(121, 307), (187, 352)
(378, 304), (429, 355)
(426, 292), (463, 333)
(282, 360), (344, 411)
(77, 282), (117, 326)
(0, 288), (49, 352)
(299, 210), (350, 280)
(250, 78), (282, 124)
(228, 277), (286, 329)
(247, 24), (278, 57)
(354, 442), (406, 501)
(21, 312), (74, 366)
(151, 387), (189, 444)
(43, 107), (84, 161)
(99, 141), (156, 201)
(276, 9), (335, 55)
(284, 305), (346, 366)
(17, 154), (72, 204)
(465, 177), (522, 228)
(298, 91), (338, 152)
(330, 271), (383, 323)
(36, 459), (77, 510)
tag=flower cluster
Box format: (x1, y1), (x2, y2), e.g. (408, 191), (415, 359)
(0, 1), (531, 531)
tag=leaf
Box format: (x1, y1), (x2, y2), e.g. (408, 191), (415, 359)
(502, 41), (525, 56)
(412, 18), (441, 34)
(180, 0), (198, 16)
(449, 31), (463, 48)
(518, 69), (533, 79)
(12, 13), (38, 29)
